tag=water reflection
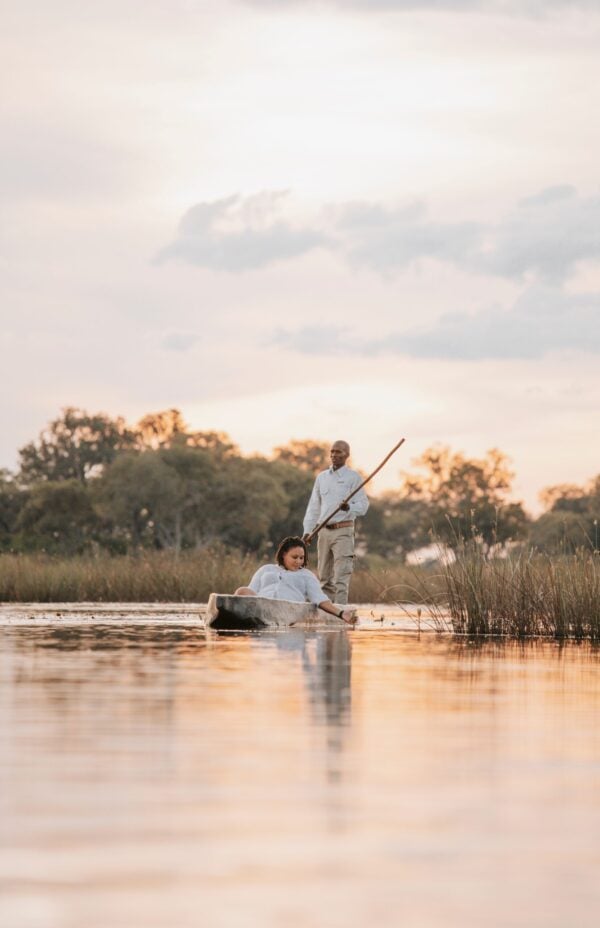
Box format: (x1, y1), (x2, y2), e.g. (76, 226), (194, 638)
(1, 621), (599, 928)
(242, 628), (352, 723)
(253, 629), (353, 795)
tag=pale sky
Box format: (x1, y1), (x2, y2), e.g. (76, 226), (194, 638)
(2, 0), (599, 511)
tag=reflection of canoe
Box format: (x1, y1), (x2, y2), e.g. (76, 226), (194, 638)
(205, 593), (345, 630)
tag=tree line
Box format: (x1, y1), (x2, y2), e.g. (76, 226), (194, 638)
(0, 407), (598, 558)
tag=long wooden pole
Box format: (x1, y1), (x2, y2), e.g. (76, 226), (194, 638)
(305, 437), (406, 544)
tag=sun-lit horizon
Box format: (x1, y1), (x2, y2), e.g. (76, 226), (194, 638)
(4, 386), (595, 517)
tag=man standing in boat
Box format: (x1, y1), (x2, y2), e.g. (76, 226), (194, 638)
(302, 440), (369, 605)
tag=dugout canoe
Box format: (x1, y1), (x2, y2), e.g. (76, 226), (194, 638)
(205, 593), (348, 630)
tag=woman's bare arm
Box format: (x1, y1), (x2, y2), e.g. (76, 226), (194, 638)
(318, 600), (357, 625)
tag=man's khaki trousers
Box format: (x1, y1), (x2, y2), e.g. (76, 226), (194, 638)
(317, 525), (355, 605)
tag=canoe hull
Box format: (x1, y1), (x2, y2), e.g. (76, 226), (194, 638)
(205, 593), (341, 630)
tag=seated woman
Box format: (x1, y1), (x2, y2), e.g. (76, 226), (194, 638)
(235, 536), (356, 625)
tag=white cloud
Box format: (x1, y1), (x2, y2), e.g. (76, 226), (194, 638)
(155, 193), (327, 270)
(273, 285), (600, 359)
(334, 187), (600, 283)
(329, 200), (483, 274)
(242, 0), (600, 13)
(161, 331), (202, 352)
(271, 325), (354, 355)
(474, 187), (600, 283)
(159, 187), (600, 283)
(396, 286), (600, 359)
(519, 185), (576, 207)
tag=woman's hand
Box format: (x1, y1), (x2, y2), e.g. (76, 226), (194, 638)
(319, 600), (357, 625)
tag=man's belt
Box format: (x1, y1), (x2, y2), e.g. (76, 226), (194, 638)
(324, 520), (354, 530)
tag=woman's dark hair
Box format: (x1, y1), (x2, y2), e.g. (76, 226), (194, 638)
(276, 536), (308, 568)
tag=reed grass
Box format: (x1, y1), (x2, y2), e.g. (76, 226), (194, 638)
(0, 549), (261, 603)
(0, 550), (437, 606)
(423, 545), (600, 641)
(349, 556), (445, 605)
(2, 549), (597, 640)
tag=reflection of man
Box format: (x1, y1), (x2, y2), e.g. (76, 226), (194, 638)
(302, 440), (369, 605)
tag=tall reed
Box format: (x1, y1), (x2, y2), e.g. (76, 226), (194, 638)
(0, 550), (436, 605)
(0, 549), (260, 603)
(427, 544), (600, 640)
(349, 557), (444, 605)
(2, 549), (597, 640)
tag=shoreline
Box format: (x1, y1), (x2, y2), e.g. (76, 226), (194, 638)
(0, 601), (444, 632)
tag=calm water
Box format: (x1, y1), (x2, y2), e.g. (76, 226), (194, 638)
(1, 610), (599, 928)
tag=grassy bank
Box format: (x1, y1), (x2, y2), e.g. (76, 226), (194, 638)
(427, 546), (600, 641)
(0, 550), (428, 604)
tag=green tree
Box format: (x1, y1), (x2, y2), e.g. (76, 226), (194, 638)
(360, 494), (433, 560)
(157, 444), (220, 550)
(186, 429), (238, 457)
(273, 439), (330, 475)
(97, 452), (189, 550)
(539, 483), (590, 514)
(98, 444), (262, 553)
(135, 409), (188, 449)
(529, 511), (594, 554)
(208, 456), (290, 552)
(14, 480), (100, 554)
(0, 470), (26, 551)
(262, 459), (315, 543)
(19, 408), (136, 485)
(400, 445), (529, 550)
(135, 408), (238, 457)
(532, 475), (600, 552)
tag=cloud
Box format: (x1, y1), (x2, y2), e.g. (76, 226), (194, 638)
(473, 188), (600, 283)
(242, 0), (600, 12)
(0, 116), (141, 204)
(159, 187), (600, 284)
(333, 189), (600, 283)
(274, 286), (600, 360)
(519, 185), (577, 208)
(329, 200), (483, 274)
(155, 192), (327, 271)
(161, 332), (201, 352)
(395, 287), (600, 359)
(271, 325), (359, 355)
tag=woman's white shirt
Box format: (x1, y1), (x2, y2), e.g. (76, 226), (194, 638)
(248, 564), (326, 604)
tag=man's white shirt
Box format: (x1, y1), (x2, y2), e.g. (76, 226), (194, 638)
(303, 465), (369, 535)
